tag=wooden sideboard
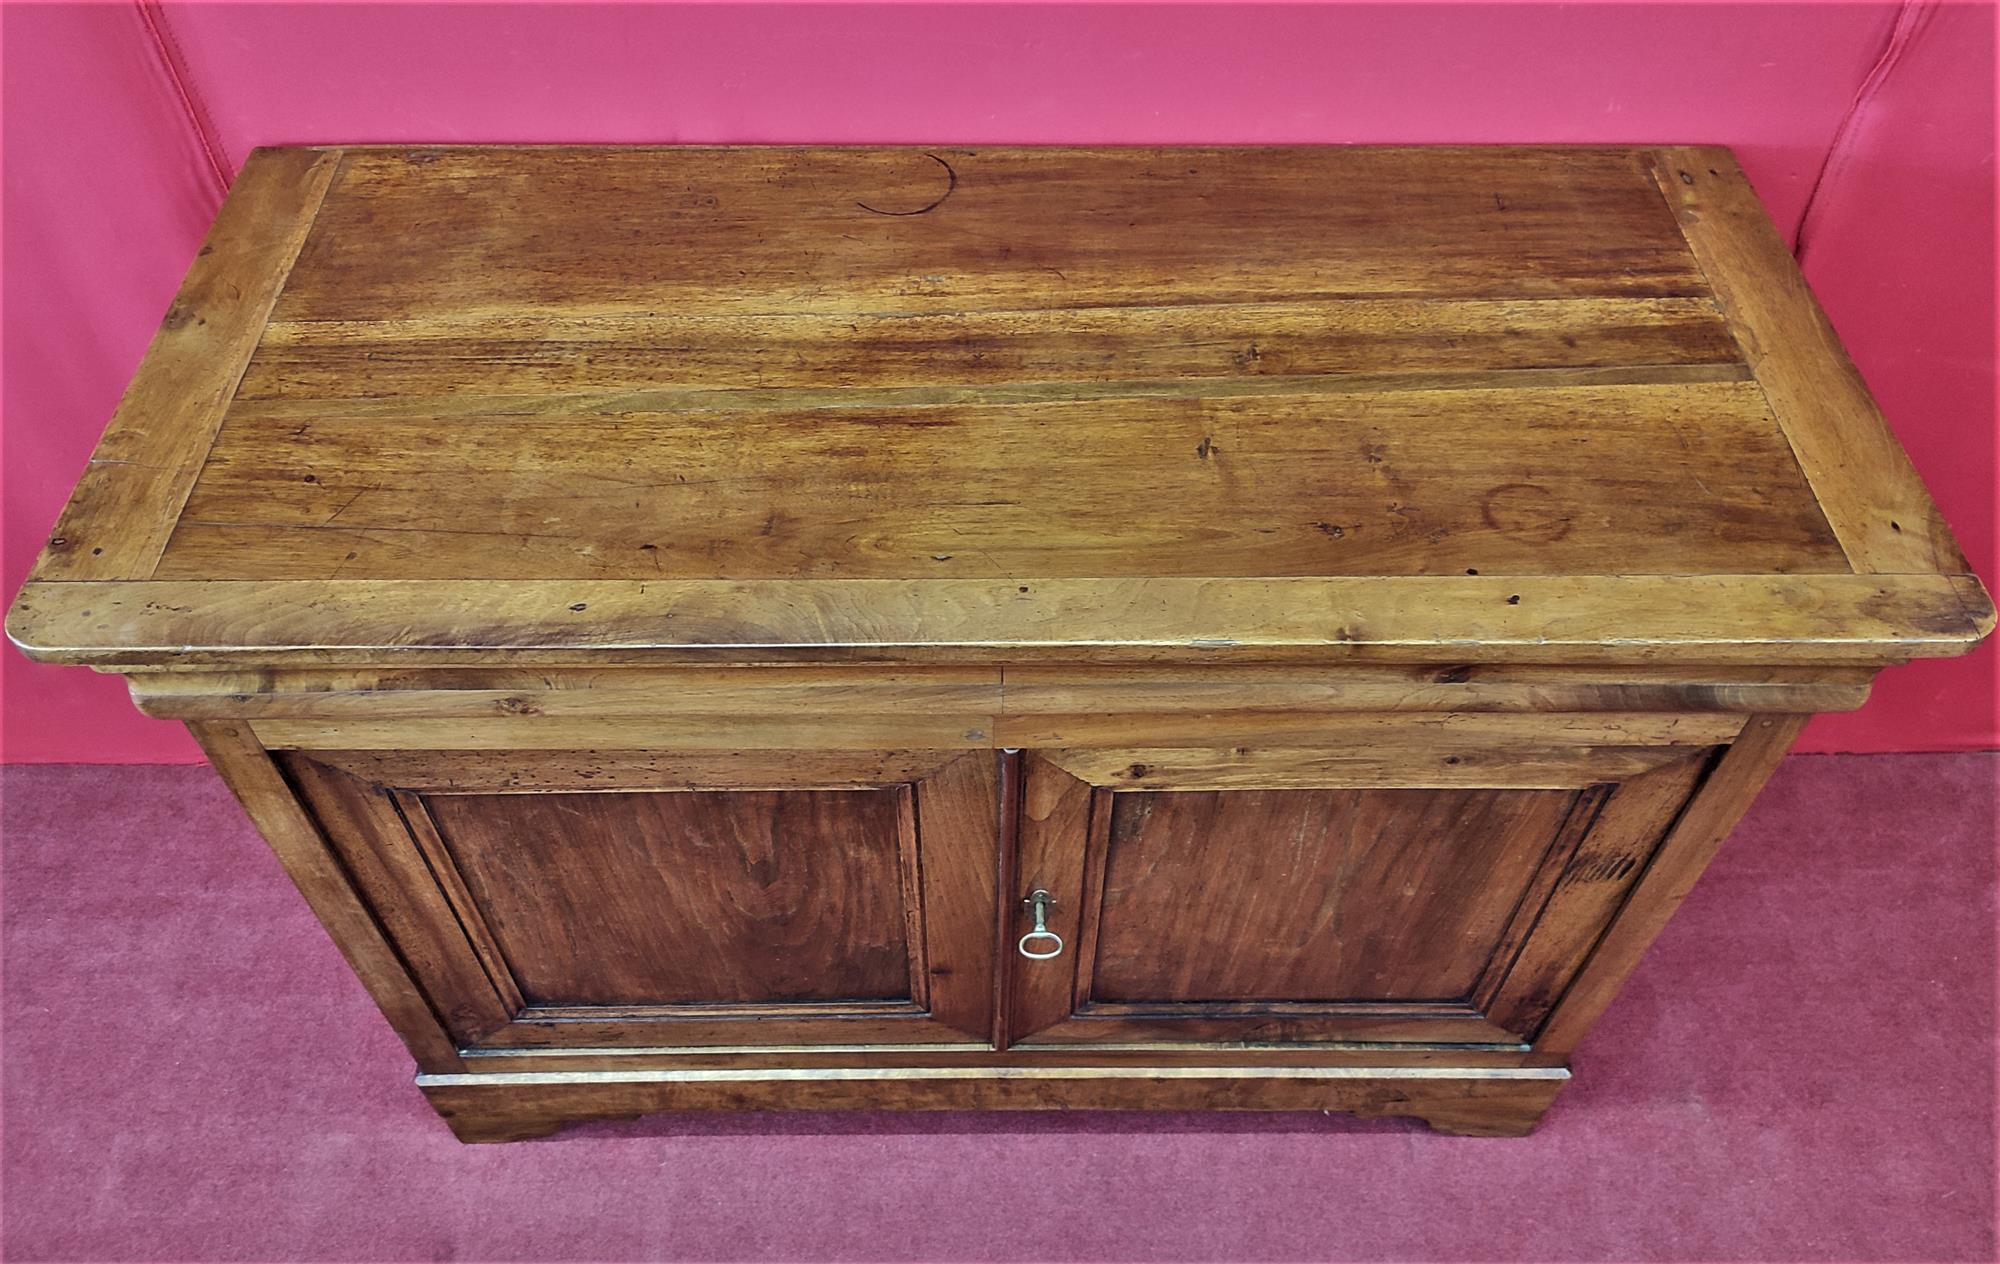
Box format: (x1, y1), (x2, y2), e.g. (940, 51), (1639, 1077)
(9, 146), (1990, 1142)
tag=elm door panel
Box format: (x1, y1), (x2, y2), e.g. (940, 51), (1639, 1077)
(424, 788), (917, 1008)
(284, 749), (1000, 1049)
(1007, 746), (1714, 1047)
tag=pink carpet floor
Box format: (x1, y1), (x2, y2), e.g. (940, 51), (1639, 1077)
(2, 754), (1994, 1262)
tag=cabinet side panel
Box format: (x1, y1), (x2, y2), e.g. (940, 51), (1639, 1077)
(1481, 753), (1711, 1035)
(1531, 714), (1807, 1058)
(186, 720), (463, 1071)
(282, 756), (516, 1043)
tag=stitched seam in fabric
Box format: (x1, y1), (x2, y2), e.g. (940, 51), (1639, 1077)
(1794, 0), (1937, 262)
(133, 0), (231, 200)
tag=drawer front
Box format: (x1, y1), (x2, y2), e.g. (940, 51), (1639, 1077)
(1005, 732), (1725, 1048)
(282, 749), (1000, 1050)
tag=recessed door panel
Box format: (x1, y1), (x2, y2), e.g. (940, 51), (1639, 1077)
(285, 748), (998, 1048)
(1091, 788), (1577, 1004)
(1009, 745), (1712, 1047)
(421, 788), (918, 1007)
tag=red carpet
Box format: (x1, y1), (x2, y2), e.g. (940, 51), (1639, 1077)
(2, 754), (1993, 1261)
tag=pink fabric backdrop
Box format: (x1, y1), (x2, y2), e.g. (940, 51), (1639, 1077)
(3, 2), (1994, 762)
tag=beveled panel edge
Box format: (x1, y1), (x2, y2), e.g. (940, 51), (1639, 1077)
(27, 147), (345, 583)
(473, 1013), (981, 1051)
(189, 720), (465, 1072)
(1020, 1013), (1526, 1048)
(9, 574), (1992, 669)
(1646, 146), (1973, 579)
(1530, 713), (1810, 1060)
(515, 1000), (929, 1022)
(448, 1042), (1534, 1074)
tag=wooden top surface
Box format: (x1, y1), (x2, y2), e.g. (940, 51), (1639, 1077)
(10, 146), (1991, 667)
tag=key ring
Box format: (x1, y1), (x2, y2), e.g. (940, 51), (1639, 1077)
(1017, 889), (1064, 960)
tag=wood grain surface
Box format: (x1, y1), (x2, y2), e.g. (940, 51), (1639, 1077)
(160, 380), (1839, 582)
(1007, 737), (1714, 1048)
(1646, 147), (1969, 575)
(27, 149), (338, 582)
(10, 574), (1991, 667)
(419, 1064), (1572, 1141)
(280, 746), (1003, 1049)
(421, 788), (916, 1006)
(1089, 787), (1579, 1002)
(273, 148), (1707, 320)
(10, 145), (1989, 670)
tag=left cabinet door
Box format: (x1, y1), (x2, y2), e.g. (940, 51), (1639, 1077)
(280, 748), (1001, 1049)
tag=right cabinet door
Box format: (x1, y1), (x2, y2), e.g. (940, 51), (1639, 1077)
(1007, 737), (1719, 1047)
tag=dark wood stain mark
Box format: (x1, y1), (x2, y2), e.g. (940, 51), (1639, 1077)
(856, 153), (958, 218)
(1483, 483), (1575, 543)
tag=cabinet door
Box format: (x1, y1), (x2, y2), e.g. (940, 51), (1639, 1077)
(1007, 742), (1715, 1046)
(283, 749), (998, 1049)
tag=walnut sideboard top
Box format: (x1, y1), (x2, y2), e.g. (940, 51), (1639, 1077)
(8, 145), (1992, 669)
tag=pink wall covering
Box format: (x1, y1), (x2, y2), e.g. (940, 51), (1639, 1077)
(3, 2), (1994, 763)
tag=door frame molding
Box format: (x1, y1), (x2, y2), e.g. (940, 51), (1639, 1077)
(1006, 746), (1717, 1048)
(282, 747), (1002, 1049)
